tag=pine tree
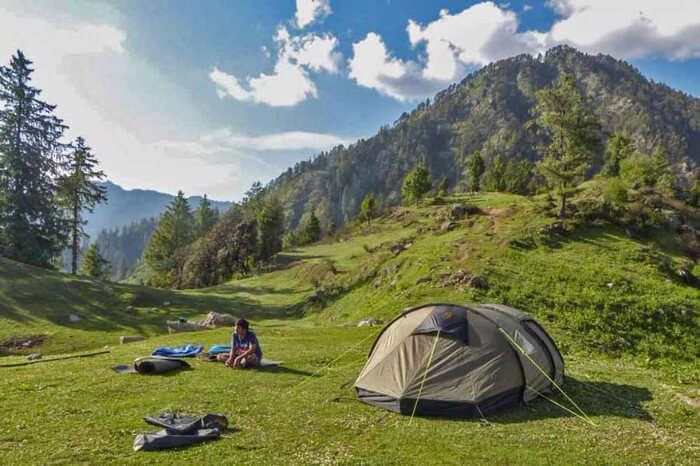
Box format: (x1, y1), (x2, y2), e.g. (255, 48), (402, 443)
(534, 73), (600, 217)
(242, 181), (265, 216)
(116, 255), (129, 281)
(401, 161), (431, 204)
(602, 132), (634, 177)
(195, 194), (219, 237)
(0, 50), (68, 267)
(484, 154), (507, 192)
(58, 136), (107, 275)
(257, 196), (284, 261)
(282, 230), (298, 249)
(143, 190), (195, 287)
(437, 177), (449, 197)
(326, 219), (336, 237)
(359, 193), (377, 224)
(79, 243), (110, 280)
(468, 150), (485, 192)
(301, 209), (321, 244)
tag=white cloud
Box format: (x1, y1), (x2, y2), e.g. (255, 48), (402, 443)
(548, 1), (700, 60)
(284, 31), (341, 73)
(349, 3), (543, 100)
(211, 27), (341, 106)
(295, 0), (332, 29)
(152, 128), (351, 197)
(348, 1), (700, 101)
(0, 4), (252, 200)
(523, 4), (534, 12)
(156, 128), (348, 156)
(348, 32), (446, 101)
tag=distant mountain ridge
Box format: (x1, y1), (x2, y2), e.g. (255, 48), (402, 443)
(264, 45), (700, 231)
(84, 181), (234, 237)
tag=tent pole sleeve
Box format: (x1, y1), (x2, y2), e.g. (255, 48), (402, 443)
(409, 329), (441, 425)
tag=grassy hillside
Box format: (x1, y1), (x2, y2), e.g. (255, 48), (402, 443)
(0, 258), (305, 355)
(1, 192), (699, 464)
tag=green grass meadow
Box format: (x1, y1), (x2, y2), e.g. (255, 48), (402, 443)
(1, 193), (699, 464)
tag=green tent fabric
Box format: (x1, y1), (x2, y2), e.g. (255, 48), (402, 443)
(355, 303), (564, 418)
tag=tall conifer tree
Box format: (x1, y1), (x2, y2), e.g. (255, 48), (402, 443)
(195, 194), (219, 237)
(534, 73), (599, 217)
(79, 243), (110, 280)
(59, 136), (107, 274)
(0, 50), (68, 267)
(468, 150), (485, 192)
(301, 209), (321, 244)
(257, 196), (284, 260)
(401, 161), (431, 204)
(143, 190), (195, 286)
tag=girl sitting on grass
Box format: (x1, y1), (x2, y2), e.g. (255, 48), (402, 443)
(217, 318), (262, 368)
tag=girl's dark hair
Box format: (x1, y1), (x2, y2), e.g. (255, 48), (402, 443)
(236, 318), (249, 330)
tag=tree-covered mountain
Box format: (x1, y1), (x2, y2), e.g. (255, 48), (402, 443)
(94, 217), (158, 281)
(266, 45), (700, 230)
(83, 181), (233, 238)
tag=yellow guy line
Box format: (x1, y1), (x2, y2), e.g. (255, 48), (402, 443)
(527, 385), (594, 425)
(498, 328), (596, 426)
(285, 329), (380, 395)
(409, 329), (441, 425)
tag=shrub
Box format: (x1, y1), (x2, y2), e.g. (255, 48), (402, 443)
(604, 177), (628, 208)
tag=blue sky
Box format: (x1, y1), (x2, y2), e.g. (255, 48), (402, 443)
(1, 0), (700, 201)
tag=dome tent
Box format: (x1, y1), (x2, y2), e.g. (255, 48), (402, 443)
(354, 303), (564, 418)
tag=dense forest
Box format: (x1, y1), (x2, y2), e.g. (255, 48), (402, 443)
(93, 217), (158, 281)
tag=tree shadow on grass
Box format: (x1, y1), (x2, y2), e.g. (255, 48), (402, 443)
(484, 376), (653, 424)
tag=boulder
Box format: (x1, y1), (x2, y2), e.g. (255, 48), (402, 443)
(126, 305), (135, 311)
(27, 353), (42, 361)
(449, 204), (468, 220)
(357, 317), (384, 327)
(166, 320), (208, 334)
(468, 276), (489, 290)
(440, 221), (458, 233)
(163, 301), (171, 307)
(666, 211), (684, 231)
(69, 314), (81, 323)
(120, 335), (146, 344)
(199, 312), (236, 328)
(389, 243), (406, 256)
(680, 224), (700, 238)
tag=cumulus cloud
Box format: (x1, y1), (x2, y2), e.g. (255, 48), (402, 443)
(295, 0), (332, 29)
(548, 0), (700, 60)
(349, 3), (544, 101)
(348, 32), (447, 101)
(348, 0), (700, 101)
(211, 27), (341, 106)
